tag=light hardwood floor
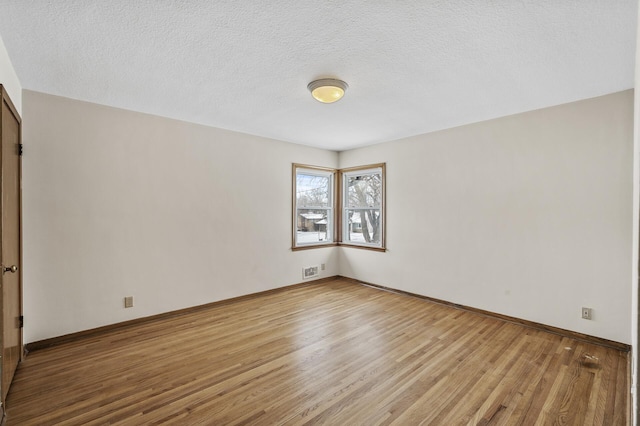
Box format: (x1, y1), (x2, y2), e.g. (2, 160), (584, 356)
(6, 278), (629, 425)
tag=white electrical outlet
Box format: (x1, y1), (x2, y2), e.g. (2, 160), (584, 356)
(124, 296), (134, 308)
(321, 263), (326, 271)
(581, 307), (592, 320)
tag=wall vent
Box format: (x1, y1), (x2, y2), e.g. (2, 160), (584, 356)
(302, 265), (320, 280)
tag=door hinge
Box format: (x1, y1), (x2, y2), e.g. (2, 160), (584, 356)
(18, 144), (23, 156)
(19, 315), (23, 328)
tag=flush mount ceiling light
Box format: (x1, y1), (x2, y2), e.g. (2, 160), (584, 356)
(307, 78), (348, 103)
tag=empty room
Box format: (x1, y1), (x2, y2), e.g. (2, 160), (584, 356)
(0, 1), (637, 424)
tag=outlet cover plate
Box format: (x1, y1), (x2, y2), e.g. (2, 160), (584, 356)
(124, 296), (134, 308)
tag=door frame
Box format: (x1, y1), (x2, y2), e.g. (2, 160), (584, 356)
(0, 84), (23, 407)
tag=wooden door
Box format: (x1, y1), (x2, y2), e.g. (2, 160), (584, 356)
(0, 85), (22, 403)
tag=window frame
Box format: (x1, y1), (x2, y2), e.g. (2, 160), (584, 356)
(339, 164), (386, 251)
(292, 164), (337, 250)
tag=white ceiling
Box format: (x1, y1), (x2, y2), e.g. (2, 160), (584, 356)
(0, 1), (636, 151)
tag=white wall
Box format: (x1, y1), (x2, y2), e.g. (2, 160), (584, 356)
(339, 91), (634, 344)
(21, 88), (634, 346)
(0, 33), (21, 114)
(22, 90), (339, 343)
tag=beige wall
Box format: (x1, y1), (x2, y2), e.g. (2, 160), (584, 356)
(0, 33), (21, 113)
(22, 90), (339, 343)
(340, 90), (634, 344)
(22, 89), (634, 345)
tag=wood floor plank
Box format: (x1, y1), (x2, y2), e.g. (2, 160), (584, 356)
(6, 278), (629, 425)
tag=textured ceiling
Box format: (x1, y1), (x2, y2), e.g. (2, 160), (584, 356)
(0, 1), (636, 151)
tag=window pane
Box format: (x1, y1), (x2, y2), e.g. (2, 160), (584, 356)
(346, 209), (381, 245)
(296, 209), (331, 244)
(297, 173), (331, 208)
(347, 173), (382, 208)
(342, 165), (384, 249)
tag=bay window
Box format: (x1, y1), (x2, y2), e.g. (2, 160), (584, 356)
(292, 163), (385, 251)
